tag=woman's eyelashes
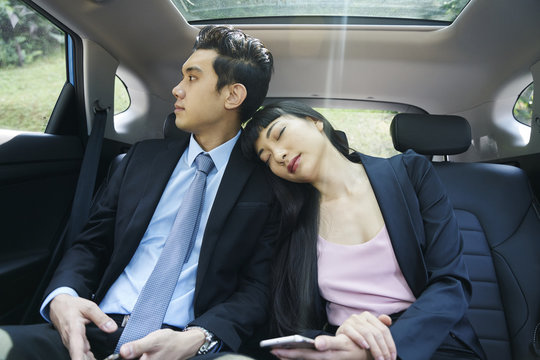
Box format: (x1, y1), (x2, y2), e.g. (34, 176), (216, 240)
(260, 125), (286, 166)
(277, 126), (285, 140)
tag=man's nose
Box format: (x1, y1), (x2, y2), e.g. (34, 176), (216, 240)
(172, 84), (185, 99)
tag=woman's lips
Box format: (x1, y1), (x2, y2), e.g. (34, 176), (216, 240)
(288, 155), (300, 173)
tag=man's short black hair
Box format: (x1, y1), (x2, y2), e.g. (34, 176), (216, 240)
(194, 25), (274, 124)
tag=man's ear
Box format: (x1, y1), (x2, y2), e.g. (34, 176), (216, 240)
(224, 83), (247, 110)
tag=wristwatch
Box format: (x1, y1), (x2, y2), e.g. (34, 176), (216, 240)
(184, 326), (221, 354)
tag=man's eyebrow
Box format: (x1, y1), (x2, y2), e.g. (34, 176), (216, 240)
(266, 121), (280, 139)
(184, 65), (203, 73)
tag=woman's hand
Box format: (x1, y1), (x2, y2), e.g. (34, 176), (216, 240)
(336, 312), (396, 360)
(270, 333), (370, 360)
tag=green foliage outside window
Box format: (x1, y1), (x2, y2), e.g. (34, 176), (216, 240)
(513, 83), (534, 127)
(114, 76), (131, 115)
(0, 0), (65, 132)
(316, 108), (400, 158)
(0, 0), (64, 68)
(0, 0), (130, 132)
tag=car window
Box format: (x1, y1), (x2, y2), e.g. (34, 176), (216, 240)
(513, 82), (534, 127)
(0, 0), (66, 132)
(172, 0), (470, 24)
(114, 75), (130, 115)
(315, 107), (400, 158)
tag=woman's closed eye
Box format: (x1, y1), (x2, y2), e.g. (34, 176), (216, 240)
(276, 126), (285, 140)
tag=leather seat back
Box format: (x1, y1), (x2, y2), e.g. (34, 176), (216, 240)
(391, 113), (540, 360)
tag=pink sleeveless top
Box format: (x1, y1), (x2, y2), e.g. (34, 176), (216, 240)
(317, 225), (416, 326)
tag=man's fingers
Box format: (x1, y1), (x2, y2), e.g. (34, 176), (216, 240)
(66, 322), (90, 360)
(83, 351), (97, 360)
(119, 342), (136, 359)
(80, 302), (117, 333)
(120, 331), (159, 359)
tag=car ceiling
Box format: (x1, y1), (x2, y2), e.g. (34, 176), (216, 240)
(33, 0), (540, 158)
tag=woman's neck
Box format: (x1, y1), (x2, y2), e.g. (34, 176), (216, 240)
(312, 148), (367, 202)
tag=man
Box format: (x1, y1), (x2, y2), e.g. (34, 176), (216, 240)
(0, 25), (276, 360)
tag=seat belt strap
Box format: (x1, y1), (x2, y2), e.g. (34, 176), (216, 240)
(65, 106), (108, 248)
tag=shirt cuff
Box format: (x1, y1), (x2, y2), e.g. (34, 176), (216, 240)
(40, 287), (79, 322)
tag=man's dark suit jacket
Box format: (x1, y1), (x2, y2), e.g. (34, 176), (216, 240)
(44, 131), (278, 351)
(358, 150), (485, 360)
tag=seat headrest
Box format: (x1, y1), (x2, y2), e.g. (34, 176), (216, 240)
(390, 113), (471, 155)
(163, 113), (187, 139)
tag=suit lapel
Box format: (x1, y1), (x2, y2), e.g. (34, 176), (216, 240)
(107, 138), (190, 290)
(194, 142), (255, 299)
(360, 154), (427, 296)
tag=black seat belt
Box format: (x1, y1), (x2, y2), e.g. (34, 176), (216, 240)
(65, 105), (108, 248)
(21, 105), (108, 324)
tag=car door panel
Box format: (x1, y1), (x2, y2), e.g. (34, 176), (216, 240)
(0, 132), (83, 324)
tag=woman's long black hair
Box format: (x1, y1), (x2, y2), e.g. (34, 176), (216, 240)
(241, 100), (353, 335)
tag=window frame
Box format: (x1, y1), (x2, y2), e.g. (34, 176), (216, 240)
(172, 0), (471, 25)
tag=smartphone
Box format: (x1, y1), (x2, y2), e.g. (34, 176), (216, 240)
(260, 334), (316, 349)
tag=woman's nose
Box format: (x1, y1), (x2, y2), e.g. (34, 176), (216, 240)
(275, 148), (287, 163)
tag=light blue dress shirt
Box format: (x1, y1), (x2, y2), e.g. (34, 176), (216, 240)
(41, 131), (240, 328)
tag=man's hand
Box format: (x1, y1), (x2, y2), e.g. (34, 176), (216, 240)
(49, 294), (118, 360)
(336, 312), (396, 360)
(119, 328), (205, 360)
(270, 333), (370, 360)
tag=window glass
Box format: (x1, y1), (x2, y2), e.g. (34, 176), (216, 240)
(513, 83), (534, 127)
(0, 0), (65, 132)
(114, 75), (130, 115)
(172, 0), (469, 24)
(315, 108), (400, 158)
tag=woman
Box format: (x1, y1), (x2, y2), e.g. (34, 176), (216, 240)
(241, 101), (485, 360)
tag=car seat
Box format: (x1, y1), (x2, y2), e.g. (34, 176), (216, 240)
(390, 113), (540, 360)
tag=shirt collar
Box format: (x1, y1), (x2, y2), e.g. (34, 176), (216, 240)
(186, 130), (241, 173)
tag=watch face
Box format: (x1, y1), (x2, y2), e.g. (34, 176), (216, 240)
(199, 339), (218, 354)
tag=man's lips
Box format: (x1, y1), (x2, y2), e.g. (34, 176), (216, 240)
(287, 155), (300, 173)
(174, 105), (185, 112)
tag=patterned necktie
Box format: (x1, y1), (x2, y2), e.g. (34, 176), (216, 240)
(115, 153), (215, 352)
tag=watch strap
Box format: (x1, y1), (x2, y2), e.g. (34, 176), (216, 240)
(184, 326), (221, 354)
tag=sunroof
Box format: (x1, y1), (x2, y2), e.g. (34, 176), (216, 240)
(171, 0), (470, 25)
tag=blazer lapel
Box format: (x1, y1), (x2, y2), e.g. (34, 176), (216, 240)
(194, 142), (255, 299)
(360, 154), (427, 296)
(104, 138), (189, 292)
